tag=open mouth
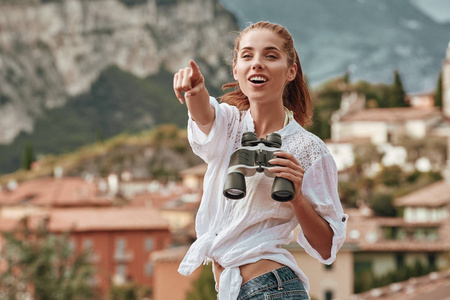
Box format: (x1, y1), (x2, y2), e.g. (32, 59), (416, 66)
(249, 76), (268, 84)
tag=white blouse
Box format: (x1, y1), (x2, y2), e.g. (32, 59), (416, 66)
(178, 97), (348, 300)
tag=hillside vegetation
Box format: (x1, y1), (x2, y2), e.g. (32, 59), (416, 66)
(0, 66), (198, 175)
(0, 124), (203, 185)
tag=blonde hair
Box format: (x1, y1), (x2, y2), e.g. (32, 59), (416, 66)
(220, 21), (313, 126)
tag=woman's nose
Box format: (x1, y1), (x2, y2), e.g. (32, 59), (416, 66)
(252, 62), (263, 70)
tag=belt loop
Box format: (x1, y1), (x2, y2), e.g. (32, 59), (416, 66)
(271, 269), (283, 291)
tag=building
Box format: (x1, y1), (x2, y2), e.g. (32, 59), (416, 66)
(151, 246), (202, 300)
(0, 176), (173, 295)
(179, 163), (207, 191)
(149, 177), (450, 300)
(48, 207), (171, 293)
(0, 207), (171, 295)
(328, 42), (450, 173)
(405, 92), (435, 109)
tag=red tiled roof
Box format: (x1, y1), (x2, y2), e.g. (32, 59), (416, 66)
(395, 180), (450, 207)
(339, 107), (439, 122)
(347, 269), (450, 300)
(0, 207), (169, 233)
(129, 189), (189, 210)
(151, 245), (190, 263)
(0, 177), (112, 207)
(47, 207), (169, 232)
(179, 164), (208, 176)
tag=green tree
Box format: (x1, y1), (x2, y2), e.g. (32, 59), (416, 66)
(343, 70), (351, 84)
(0, 218), (97, 300)
(108, 282), (151, 300)
(377, 165), (405, 187)
(389, 70), (407, 107)
(96, 127), (104, 143)
(434, 71), (443, 108)
(369, 192), (397, 217)
(21, 142), (35, 170)
(186, 265), (216, 300)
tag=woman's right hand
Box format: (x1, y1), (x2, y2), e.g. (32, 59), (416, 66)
(173, 59), (214, 134)
(173, 59), (207, 104)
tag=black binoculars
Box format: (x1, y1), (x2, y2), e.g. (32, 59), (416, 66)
(223, 132), (295, 202)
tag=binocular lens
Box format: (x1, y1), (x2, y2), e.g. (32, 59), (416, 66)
(271, 176), (295, 202)
(225, 188), (245, 198)
(272, 191), (294, 202)
(223, 172), (246, 200)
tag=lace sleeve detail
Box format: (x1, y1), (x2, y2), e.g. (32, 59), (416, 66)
(282, 127), (330, 171)
(227, 110), (246, 152)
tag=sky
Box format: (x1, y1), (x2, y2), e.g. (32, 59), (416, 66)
(410, 0), (450, 23)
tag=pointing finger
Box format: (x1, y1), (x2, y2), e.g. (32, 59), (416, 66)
(189, 60), (201, 78)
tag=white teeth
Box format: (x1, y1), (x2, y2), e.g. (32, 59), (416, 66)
(250, 76), (267, 83)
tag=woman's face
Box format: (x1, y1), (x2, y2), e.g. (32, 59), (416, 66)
(233, 29), (297, 105)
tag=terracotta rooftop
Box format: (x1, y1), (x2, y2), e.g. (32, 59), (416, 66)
(128, 184), (196, 210)
(0, 207), (170, 234)
(179, 164), (208, 176)
(347, 269), (450, 300)
(150, 245), (190, 263)
(0, 177), (112, 207)
(395, 180), (450, 207)
(47, 207), (170, 232)
(339, 107), (439, 123)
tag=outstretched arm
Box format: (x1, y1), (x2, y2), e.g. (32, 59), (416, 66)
(173, 60), (215, 135)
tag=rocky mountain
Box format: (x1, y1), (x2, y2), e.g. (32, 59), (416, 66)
(0, 0), (238, 145)
(219, 0), (450, 93)
(1, 0), (450, 175)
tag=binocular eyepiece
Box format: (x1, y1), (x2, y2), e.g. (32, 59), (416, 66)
(223, 132), (295, 202)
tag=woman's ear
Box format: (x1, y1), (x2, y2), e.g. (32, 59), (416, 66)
(287, 63), (298, 82)
(233, 64), (238, 81)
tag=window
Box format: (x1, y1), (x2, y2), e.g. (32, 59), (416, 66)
(396, 254), (405, 268)
(116, 238), (126, 255)
(428, 254), (436, 269)
(83, 238), (93, 251)
(145, 238), (154, 252)
(145, 262), (153, 276)
(325, 290), (334, 300)
(69, 239), (76, 253)
(116, 264), (127, 279)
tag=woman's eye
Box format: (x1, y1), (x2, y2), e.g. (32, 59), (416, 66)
(242, 54), (252, 58)
(267, 55), (277, 59)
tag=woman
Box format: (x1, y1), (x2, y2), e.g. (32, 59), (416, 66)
(173, 21), (347, 300)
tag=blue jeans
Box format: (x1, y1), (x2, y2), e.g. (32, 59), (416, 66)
(237, 266), (310, 300)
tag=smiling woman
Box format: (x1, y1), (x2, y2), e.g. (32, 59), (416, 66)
(173, 21), (347, 300)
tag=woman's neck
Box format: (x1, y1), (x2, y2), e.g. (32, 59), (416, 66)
(249, 103), (286, 139)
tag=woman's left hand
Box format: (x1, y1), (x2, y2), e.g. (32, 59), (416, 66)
(268, 152), (305, 200)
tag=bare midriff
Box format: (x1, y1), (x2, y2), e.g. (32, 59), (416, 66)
(213, 259), (285, 289)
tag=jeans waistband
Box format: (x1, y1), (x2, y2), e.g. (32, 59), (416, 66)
(239, 266), (301, 295)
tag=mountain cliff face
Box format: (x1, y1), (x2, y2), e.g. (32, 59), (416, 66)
(0, 0), (237, 144)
